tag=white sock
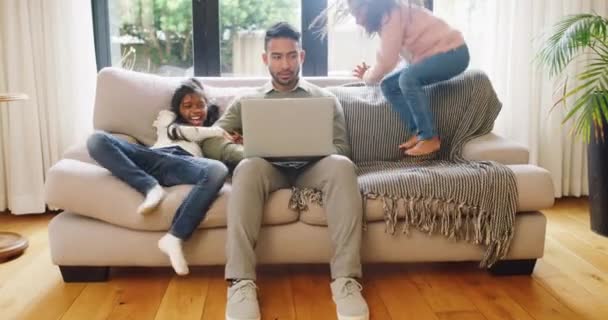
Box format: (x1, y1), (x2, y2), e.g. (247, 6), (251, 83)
(137, 184), (166, 215)
(158, 233), (189, 276)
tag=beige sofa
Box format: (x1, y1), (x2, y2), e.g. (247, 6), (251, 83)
(45, 68), (554, 282)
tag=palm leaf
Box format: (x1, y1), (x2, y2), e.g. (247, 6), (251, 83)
(598, 92), (608, 137)
(561, 87), (595, 124)
(537, 13), (608, 142)
(559, 71), (608, 141)
(570, 93), (595, 140)
(537, 14), (608, 76)
(553, 64), (604, 109)
(595, 36), (608, 56)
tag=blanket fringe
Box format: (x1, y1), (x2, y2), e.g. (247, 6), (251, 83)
(288, 189), (513, 267)
(372, 193), (513, 267)
(288, 187), (323, 211)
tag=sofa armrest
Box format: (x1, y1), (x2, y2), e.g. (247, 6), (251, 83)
(62, 133), (140, 164)
(510, 164), (555, 211)
(462, 133), (529, 165)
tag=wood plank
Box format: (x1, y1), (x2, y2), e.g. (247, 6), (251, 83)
(436, 311), (488, 320)
(154, 269), (211, 320)
(542, 236), (608, 297)
(408, 269), (477, 313)
(545, 210), (608, 258)
(560, 198), (590, 225)
(257, 265), (296, 320)
(200, 268), (227, 320)
(533, 274), (608, 320)
(105, 268), (171, 320)
(289, 265), (336, 320)
(361, 276), (392, 320)
(483, 274), (581, 320)
(2, 199), (608, 320)
(61, 268), (171, 320)
(368, 265), (439, 320)
(0, 214), (86, 320)
(0, 247), (85, 320)
(547, 227), (608, 273)
(60, 282), (123, 320)
(456, 275), (535, 320)
(0, 215), (54, 281)
(533, 260), (562, 279)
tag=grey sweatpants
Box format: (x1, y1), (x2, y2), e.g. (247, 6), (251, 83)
(224, 155), (363, 280)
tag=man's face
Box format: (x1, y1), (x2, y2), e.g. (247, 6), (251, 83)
(263, 37), (305, 91)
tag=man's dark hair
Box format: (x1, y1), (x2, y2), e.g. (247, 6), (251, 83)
(264, 22), (301, 50)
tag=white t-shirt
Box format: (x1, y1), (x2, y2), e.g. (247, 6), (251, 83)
(150, 110), (224, 157)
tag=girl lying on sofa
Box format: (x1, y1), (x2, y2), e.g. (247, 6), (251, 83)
(87, 78), (229, 276)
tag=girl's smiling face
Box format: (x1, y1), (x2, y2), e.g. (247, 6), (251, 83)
(179, 93), (207, 126)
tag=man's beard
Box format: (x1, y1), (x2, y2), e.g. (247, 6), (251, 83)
(270, 67), (300, 88)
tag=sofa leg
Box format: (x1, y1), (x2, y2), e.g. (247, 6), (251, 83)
(59, 266), (110, 282)
(488, 259), (536, 276)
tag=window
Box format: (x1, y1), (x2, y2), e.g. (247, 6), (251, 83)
(433, 0), (488, 71)
(92, 0), (433, 77)
(106, 0), (194, 76)
(219, 0), (301, 77)
(326, 0), (380, 77)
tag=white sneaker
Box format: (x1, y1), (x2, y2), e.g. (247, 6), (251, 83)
(225, 280), (261, 320)
(331, 277), (369, 320)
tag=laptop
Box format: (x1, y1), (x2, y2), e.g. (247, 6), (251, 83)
(241, 97), (336, 162)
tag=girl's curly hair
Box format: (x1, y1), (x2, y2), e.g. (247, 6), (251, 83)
(167, 78), (221, 140)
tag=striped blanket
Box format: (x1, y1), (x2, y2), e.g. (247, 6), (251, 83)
(291, 70), (518, 267)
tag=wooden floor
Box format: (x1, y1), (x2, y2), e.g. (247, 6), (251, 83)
(1, 198), (607, 320)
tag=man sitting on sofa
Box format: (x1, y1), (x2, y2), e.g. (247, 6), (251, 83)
(202, 22), (369, 320)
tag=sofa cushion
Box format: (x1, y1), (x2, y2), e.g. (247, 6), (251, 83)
(44, 159), (299, 231)
(63, 133), (138, 165)
(63, 143), (93, 164)
(462, 133), (529, 164)
(93, 68), (258, 146)
(68, 130), (528, 167)
(94, 69), (180, 146)
(299, 164), (554, 226)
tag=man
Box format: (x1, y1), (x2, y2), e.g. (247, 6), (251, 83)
(202, 22), (369, 320)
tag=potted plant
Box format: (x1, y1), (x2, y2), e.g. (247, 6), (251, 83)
(537, 13), (608, 236)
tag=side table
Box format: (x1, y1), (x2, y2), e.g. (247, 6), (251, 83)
(0, 93), (30, 262)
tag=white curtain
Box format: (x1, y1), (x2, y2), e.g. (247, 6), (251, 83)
(0, 0), (97, 214)
(434, 0), (608, 197)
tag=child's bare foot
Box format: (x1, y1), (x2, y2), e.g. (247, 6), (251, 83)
(404, 137), (440, 156)
(398, 135), (419, 150)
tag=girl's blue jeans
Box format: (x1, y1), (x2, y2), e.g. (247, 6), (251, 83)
(87, 131), (228, 239)
(380, 44), (470, 140)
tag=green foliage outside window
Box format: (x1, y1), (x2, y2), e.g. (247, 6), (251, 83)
(116, 0), (299, 74)
(219, 0), (299, 73)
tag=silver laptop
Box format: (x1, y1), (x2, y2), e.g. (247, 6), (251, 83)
(241, 97), (336, 160)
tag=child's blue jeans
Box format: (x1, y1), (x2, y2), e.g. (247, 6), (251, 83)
(380, 44), (470, 140)
(87, 131), (228, 240)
